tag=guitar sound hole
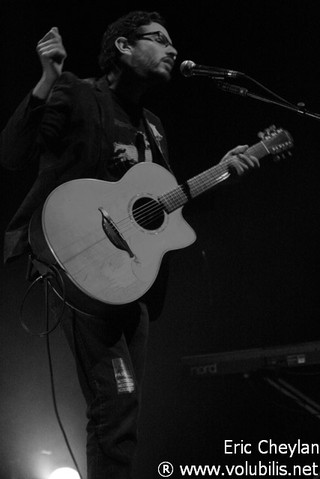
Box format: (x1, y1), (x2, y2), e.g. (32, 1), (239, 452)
(132, 197), (165, 231)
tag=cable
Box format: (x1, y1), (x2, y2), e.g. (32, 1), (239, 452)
(20, 261), (66, 337)
(20, 257), (84, 479)
(44, 278), (84, 479)
(245, 74), (297, 107)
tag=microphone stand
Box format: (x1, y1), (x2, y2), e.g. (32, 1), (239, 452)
(214, 79), (320, 122)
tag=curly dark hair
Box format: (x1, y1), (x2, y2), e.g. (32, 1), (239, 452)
(98, 10), (166, 74)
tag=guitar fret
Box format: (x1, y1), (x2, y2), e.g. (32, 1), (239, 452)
(160, 162), (230, 213)
(248, 143), (265, 157)
(159, 130), (292, 214)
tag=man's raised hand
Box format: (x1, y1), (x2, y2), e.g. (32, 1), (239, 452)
(33, 27), (67, 99)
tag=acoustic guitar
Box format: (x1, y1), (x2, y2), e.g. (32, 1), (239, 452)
(29, 126), (293, 316)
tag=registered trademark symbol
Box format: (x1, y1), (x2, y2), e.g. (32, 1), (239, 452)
(158, 461), (174, 477)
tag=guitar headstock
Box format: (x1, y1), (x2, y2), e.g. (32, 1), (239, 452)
(258, 125), (293, 161)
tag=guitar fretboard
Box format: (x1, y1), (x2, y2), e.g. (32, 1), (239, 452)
(159, 141), (269, 213)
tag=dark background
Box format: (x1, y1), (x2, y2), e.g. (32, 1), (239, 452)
(1, 1), (320, 478)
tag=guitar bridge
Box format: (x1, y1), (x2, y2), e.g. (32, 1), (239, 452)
(98, 207), (135, 259)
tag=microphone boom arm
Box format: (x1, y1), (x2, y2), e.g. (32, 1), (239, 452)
(180, 60), (320, 121)
(215, 81), (320, 121)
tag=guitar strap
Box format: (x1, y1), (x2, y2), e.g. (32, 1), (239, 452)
(135, 131), (147, 163)
(143, 113), (173, 173)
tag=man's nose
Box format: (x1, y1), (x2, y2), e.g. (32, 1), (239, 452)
(167, 45), (178, 59)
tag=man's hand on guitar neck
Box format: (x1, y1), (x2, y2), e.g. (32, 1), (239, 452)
(219, 144), (260, 177)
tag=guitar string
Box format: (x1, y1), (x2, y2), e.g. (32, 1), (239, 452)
(116, 174), (229, 236)
(67, 156), (264, 250)
(71, 147), (266, 247)
(113, 143), (271, 233)
(116, 134), (292, 236)
(55, 191), (175, 255)
(53, 139), (288, 257)
(55, 140), (285, 257)
(113, 162), (233, 234)
(98, 165), (233, 239)
(115, 181), (212, 233)
(114, 138), (284, 234)
(83, 142), (278, 242)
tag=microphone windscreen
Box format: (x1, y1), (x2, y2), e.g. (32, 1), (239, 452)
(180, 60), (195, 77)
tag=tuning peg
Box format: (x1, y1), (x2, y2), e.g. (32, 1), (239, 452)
(259, 125), (279, 140)
(264, 129), (271, 138)
(258, 129), (271, 139)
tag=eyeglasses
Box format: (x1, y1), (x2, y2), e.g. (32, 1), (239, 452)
(135, 31), (173, 48)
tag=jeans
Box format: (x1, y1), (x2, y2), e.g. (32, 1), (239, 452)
(51, 294), (149, 479)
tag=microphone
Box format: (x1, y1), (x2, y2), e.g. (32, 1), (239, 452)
(180, 60), (244, 79)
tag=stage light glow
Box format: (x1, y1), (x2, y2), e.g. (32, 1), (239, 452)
(48, 467), (80, 479)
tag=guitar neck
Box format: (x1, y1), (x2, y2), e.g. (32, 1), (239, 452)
(160, 141), (269, 213)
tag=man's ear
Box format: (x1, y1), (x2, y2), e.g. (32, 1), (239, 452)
(114, 37), (132, 57)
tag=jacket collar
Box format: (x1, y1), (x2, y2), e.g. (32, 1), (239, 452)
(94, 76), (171, 170)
